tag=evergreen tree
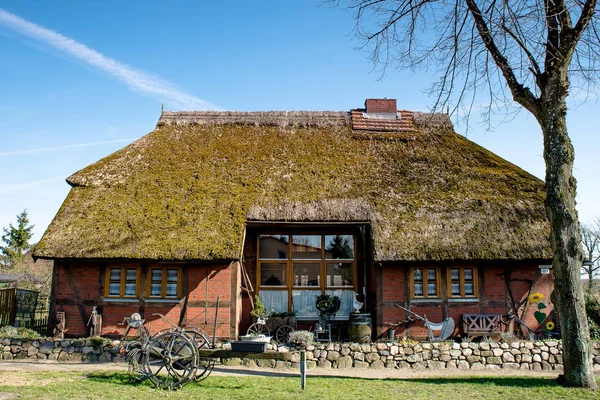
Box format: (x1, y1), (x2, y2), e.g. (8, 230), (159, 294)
(1, 210), (34, 269)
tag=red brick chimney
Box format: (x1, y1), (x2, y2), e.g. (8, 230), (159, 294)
(365, 98), (397, 114)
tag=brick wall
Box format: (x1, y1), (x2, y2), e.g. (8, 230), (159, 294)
(52, 260), (233, 339)
(381, 262), (554, 339)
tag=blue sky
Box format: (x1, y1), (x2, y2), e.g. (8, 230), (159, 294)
(0, 1), (598, 242)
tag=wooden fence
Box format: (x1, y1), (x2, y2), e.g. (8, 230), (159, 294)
(0, 288), (16, 327)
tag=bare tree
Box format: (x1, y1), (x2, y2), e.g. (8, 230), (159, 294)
(581, 219), (600, 293)
(329, 0), (599, 388)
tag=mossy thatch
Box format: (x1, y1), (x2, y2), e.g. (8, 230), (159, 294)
(34, 110), (551, 261)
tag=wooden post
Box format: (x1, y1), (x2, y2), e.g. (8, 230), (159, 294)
(300, 350), (306, 390)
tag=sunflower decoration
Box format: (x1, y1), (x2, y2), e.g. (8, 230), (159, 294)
(546, 321), (555, 331)
(528, 293), (544, 303)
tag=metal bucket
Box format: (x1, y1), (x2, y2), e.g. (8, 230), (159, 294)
(348, 313), (372, 343)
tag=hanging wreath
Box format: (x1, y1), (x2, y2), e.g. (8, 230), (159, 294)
(315, 294), (341, 315)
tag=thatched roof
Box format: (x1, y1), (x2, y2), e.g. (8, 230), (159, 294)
(34, 107), (551, 261)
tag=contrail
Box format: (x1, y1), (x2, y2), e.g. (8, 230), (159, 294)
(0, 175), (66, 194)
(0, 9), (220, 111)
(0, 138), (139, 156)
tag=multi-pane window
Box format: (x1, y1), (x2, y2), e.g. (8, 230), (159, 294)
(149, 267), (180, 298)
(411, 267), (439, 298)
(107, 267), (139, 298)
(448, 267), (477, 298)
(258, 234), (356, 319)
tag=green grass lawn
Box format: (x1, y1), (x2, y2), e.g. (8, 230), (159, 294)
(0, 371), (598, 400)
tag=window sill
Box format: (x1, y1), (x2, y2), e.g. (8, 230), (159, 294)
(410, 298), (443, 304)
(146, 298), (181, 303)
(104, 298), (139, 303)
(447, 298), (479, 303)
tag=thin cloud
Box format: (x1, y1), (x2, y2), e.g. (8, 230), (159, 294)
(0, 138), (139, 156)
(0, 176), (65, 194)
(0, 9), (220, 110)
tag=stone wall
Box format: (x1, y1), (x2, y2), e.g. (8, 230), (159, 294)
(2, 337), (600, 373)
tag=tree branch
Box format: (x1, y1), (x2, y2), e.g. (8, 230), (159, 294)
(466, 0), (540, 116)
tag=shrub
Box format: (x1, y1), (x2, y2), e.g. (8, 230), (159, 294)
(0, 325), (41, 339)
(288, 330), (314, 347)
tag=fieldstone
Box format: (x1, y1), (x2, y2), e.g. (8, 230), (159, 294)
(462, 348), (473, 357)
(2, 338), (10, 346)
(360, 344), (371, 353)
(457, 360), (470, 370)
(422, 350), (431, 360)
(353, 352), (364, 361)
(548, 355), (555, 364)
(370, 360), (385, 369)
(290, 353), (301, 363)
(39, 342), (54, 355)
(112, 354), (126, 363)
(406, 354), (421, 363)
(532, 354), (542, 363)
(490, 342), (500, 348)
(500, 343), (509, 349)
(469, 343), (478, 350)
(365, 352), (380, 363)
(413, 344), (423, 352)
(67, 346), (75, 354)
(525, 342), (534, 350)
(481, 351), (493, 357)
(10, 345), (21, 354)
(385, 360), (397, 369)
(510, 342), (520, 349)
(446, 360), (457, 369)
(60, 340), (71, 348)
(257, 359), (276, 368)
(466, 355), (481, 364)
(27, 346), (38, 357)
(532, 362), (542, 372)
(222, 358), (242, 367)
(593, 356), (600, 364)
(376, 343), (387, 351)
(539, 345), (549, 352)
(315, 359), (330, 369)
(57, 351), (69, 362)
(390, 345), (398, 356)
(98, 352), (112, 363)
(549, 347), (559, 355)
(412, 361), (427, 370)
(404, 347), (414, 355)
(502, 353), (515, 362)
(340, 347), (350, 356)
(487, 357), (502, 365)
(83, 354), (97, 363)
(555, 355), (563, 364)
(243, 359), (258, 368)
(350, 343), (361, 351)
(531, 348), (541, 354)
(519, 363), (530, 370)
(2, 352), (13, 360)
(82, 346), (94, 355)
(32, 341), (40, 348)
(485, 365), (501, 370)
(503, 363), (519, 370)
(398, 361), (411, 369)
(441, 354), (451, 362)
(36, 353), (47, 360)
(471, 363), (485, 370)
(306, 360), (317, 369)
(327, 351), (340, 362)
(353, 360), (368, 368)
(337, 355), (353, 368)
(541, 361), (552, 371)
(554, 365), (564, 373)
(450, 350), (462, 358)
(541, 352), (549, 361)
(521, 354), (532, 363)
(492, 349), (503, 357)
(427, 361), (445, 370)
(452, 343), (460, 350)
(545, 341), (558, 347)
(276, 361), (290, 369)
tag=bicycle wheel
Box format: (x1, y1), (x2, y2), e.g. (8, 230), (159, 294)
(275, 325), (294, 344)
(247, 322), (270, 336)
(142, 331), (198, 390)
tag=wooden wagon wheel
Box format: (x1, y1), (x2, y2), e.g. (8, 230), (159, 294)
(184, 329), (216, 382)
(246, 322), (270, 336)
(275, 325), (294, 344)
(142, 331), (198, 390)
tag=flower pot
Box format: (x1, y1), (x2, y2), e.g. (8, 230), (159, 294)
(230, 341), (268, 353)
(239, 335), (272, 343)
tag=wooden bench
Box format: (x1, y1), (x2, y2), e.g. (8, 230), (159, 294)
(462, 313), (503, 339)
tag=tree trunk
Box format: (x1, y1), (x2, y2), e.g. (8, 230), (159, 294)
(542, 93), (597, 388)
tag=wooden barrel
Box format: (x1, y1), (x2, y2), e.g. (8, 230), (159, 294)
(348, 313), (372, 343)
